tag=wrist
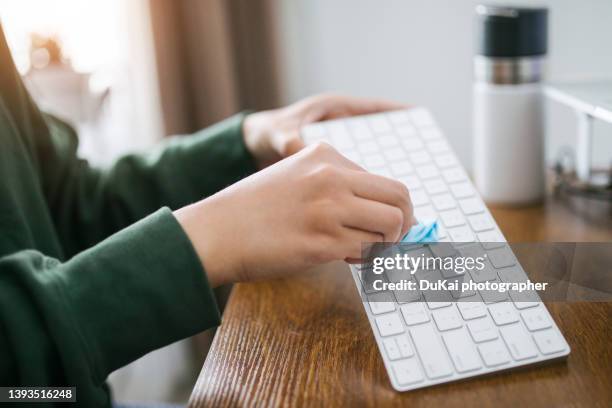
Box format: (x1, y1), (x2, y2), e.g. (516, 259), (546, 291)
(243, 110), (281, 169)
(174, 199), (236, 288)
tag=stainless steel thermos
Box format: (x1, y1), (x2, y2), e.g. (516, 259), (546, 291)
(473, 5), (548, 204)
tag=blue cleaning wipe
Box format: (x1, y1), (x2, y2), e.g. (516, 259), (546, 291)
(401, 220), (438, 243)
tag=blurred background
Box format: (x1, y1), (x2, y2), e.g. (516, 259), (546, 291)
(1, 0), (610, 404)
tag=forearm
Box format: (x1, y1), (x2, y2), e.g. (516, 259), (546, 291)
(43, 113), (258, 255)
(0, 208), (219, 399)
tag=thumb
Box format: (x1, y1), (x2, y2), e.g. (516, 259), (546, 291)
(272, 129), (306, 158)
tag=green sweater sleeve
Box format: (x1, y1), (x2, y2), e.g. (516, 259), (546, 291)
(0, 25), (254, 406)
(42, 113), (257, 256)
(0, 208), (219, 406)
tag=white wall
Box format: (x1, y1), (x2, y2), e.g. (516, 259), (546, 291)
(276, 0), (612, 171)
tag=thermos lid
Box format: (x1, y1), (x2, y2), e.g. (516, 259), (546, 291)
(476, 5), (548, 57)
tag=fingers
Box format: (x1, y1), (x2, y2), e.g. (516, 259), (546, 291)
(271, 129), (306, 157)
(305, 141), (366, 172)
(341, 197), (405, 242)
(340, 96), (409, 116)
(339, 227), (383, 263)
(298, 94), (409, 124)
(345, 171), (414, 238)
(317, 94), (408, 120)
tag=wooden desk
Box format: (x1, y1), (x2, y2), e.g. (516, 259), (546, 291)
(189, 196), (612, 408)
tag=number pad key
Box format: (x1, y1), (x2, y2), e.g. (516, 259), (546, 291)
(500, 324), (538, 360)
(392, 358), (424, 385)
(468, 317), (498, 342)
(375, 313), (405, 337)
(521, 307), (552, 331)
(478, 339), (511, 367)
(432, 307), (463, 331)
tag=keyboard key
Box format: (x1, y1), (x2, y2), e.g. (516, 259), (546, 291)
(410, 325), (453, 379)
(368, 115), (392, 133)
(458, 198), (485, 215)
(383, 148), (407, 162)
(510, 290), (541, 309)
(302, 123), (326, 140)
(499, 265), (541, 310)
(400, 175), (421, 190)
(358, 141), (379, 154)
(416, 165), (439, 179)
(431, 194), (457, 211)
(327, 121), (349, 137)
(443, 328), (482, 372)
(409, 151), (432, 165)
(512, 298), (541, 310)
(331, 131), (355, 150)
(410, 190), (429, 207)
(348, 118), (371, 140)
(400, 302), (430, 326)
(413, 205), (436, 222)
(377, 133), (400, 148)
(439, 209), (465, 227)
(370, 167), (392, 178)
(402, 138), (423, 151)
(409, 108), (435, 127)
(457, 302), (488, 320)
(489, 302), (519, 325)
(394, 288), (421, 303)
(390, 161), (413, 176)
(467, 317), (498, 342)
(437, 223), (448, 239)
(434, 153), (458, 168)
(487, 246), (516, 268)
(521, 307), (552, 331)
(497, 266), (528, 285)
(443, 168), (468, 183)
(425, 300), (452, 310)
(397, 128), (418, 143)
(368, 297), (396, 315)
(427, 140), (451, 154)
(420, 127), (443, 140)
(478, 339), (511, 367)
(468, 213), (495, 232)
(448, 226), (476, 242)
(432, 307), (463, 331)
(449, 280), (476, 298)
(477, 230), (506, 249)
(469, 260), (498, 283)
(423, 178), (448, 194)
(392, 358), (424, 385)
(396, 334), (415, 358)
(375, 313), (405, 337)
(500, 324), (538, 360)
(383, 337), (402, 360)
(450, 182), (475, 198)
(533, 329), (566, 355)
(480, 280), (509, 303)
(387, 110), (411, 125)
(364, 154), (386, 169)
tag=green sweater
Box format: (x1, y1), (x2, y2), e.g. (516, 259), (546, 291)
(0, 27), (256, 406)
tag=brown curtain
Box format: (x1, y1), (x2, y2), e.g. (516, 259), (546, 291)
(146, 0), (282, 362)
(148, 0), (281, 136)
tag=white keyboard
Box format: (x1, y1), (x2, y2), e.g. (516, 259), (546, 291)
(301, 108), (570, 392)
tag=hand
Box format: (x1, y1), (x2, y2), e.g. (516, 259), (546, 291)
(174, 143), (415, 287)
(243, 93), (407, 168)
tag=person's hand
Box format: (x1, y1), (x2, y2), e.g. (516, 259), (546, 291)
(174, 142), (415, 287)
(243, 93), (407, 168)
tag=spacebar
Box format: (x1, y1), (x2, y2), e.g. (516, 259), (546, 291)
(410, 325), (453, 379)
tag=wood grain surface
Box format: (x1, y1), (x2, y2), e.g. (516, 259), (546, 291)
(189, 195), (612, 408)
